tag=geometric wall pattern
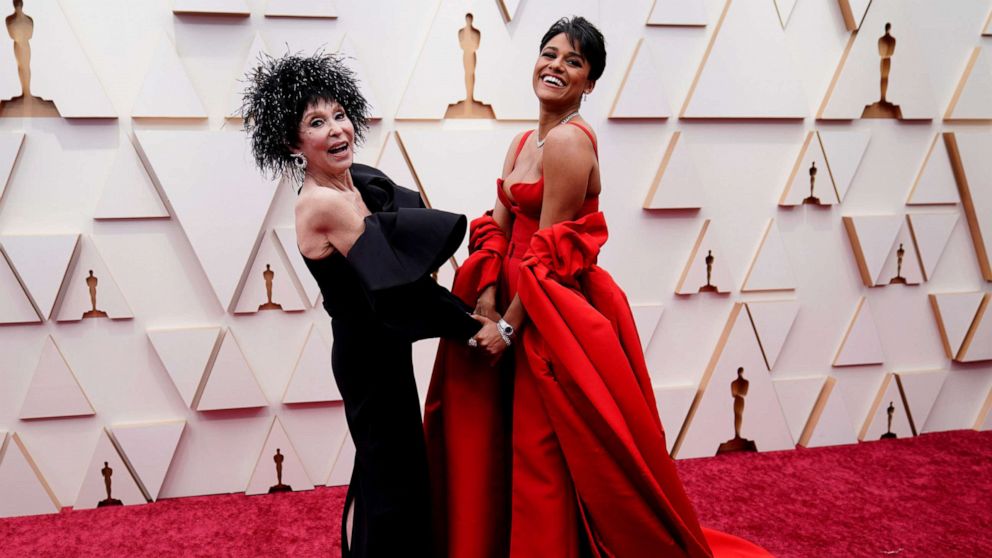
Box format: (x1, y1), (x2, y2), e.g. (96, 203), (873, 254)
(945, 132), (992, 281)
(0, 432), (62, 518)
(245, 416), (314, 495)
(73, 429), (147, 510)
(1, 0), (990, 511)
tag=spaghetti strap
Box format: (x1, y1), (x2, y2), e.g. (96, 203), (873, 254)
(513, 130), (534, 165)
(566, 121), (598, 156)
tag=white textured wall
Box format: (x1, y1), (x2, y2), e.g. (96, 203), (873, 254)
(0, 0), (990, 512)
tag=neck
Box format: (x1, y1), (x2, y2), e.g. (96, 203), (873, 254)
(537, 102), (581, 139)
(304, 167), (354, 192)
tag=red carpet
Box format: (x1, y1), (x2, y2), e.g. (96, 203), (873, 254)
(1, 430), (989, 557)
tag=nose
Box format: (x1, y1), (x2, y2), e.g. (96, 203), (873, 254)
(547, 56), (564, 73)
(327, 118), (343, 136)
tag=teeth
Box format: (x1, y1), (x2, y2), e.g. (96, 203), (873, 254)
(542, 76), (565, 87)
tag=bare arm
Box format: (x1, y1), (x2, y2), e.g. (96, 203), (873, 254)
(295, 189), (367, 259)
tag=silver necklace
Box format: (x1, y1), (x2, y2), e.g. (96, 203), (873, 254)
(536, 111), (581, 148)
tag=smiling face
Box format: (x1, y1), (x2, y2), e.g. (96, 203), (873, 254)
(533, 32), (594, 107)
(295, 98), (355, 178)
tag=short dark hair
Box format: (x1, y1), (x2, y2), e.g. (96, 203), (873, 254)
(540, 16), (606, 82)
(240, 51), (371, 182)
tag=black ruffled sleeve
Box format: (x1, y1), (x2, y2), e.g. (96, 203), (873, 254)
(346, 207), (466, 291)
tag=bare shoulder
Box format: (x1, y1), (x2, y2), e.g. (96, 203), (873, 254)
(295, 187), (349, 230)
(543, 122), (596, 160)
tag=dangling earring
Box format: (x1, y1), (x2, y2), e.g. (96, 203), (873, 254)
(582, 92), (589, 104)
(291, 152), (308, 170)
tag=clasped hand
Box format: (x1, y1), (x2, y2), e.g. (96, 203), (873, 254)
(470, 293), (509, 361)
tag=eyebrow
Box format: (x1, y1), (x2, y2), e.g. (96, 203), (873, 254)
(543, 46), (585, 60)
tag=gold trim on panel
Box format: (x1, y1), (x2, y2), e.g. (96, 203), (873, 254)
(671, 302), (743, 456)
(944, 132), (992, 281)
(816, 32), (857, 119)
(643, 131), (681, 208)
(957, 293), (990, 361)
(944, 47), (982, 120)
(798, 376), (834, 447)
(678, 0), (732, 117)
(841, 217), (874, 286)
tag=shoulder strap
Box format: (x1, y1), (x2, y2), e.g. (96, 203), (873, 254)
(513, 130), (534, 165)
(566, 121), (598, 156)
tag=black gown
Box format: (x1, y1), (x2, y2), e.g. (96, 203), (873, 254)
(302, 164), (479, 558)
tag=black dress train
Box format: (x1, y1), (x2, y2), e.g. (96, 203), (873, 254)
(302, 164), (479, 558)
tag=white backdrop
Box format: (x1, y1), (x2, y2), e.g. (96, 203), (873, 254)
(0, 0), (990, 515)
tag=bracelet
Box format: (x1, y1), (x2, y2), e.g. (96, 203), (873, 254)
(497, 327), (512, 347)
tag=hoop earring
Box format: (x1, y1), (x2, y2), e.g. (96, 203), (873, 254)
(291, 152), (308, 171)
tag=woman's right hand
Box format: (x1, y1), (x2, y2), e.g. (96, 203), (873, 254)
(471, 316), (510, 362)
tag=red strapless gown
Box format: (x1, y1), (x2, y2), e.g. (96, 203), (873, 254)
(425, 124), (773, 558)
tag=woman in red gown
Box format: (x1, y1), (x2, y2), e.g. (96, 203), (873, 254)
(427, 17), (773, 558)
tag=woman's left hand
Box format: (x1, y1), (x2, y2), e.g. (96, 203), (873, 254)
(471, 315), (510, 360)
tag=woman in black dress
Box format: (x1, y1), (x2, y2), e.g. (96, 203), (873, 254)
(242, 52), (486, 558)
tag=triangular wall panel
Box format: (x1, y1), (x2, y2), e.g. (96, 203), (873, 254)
(894, 369), (948, 434)
(842, 215), (903, 287)
(838, 0), (872, 31)
(646, 0), (707, 26)
(674, 304), (794, 458)
(496, 0), (522, 22)
(773, 0), (797, 28)
(74, 429), (147, 510)
(906, 212), (958, 281)
(741, 219), (796, 293)
(338, 36), (382, 119)
(1, 234), (80, 320)
(136, 130), (278, 310)
(819, 129), (871, 202)
(132, 33), (208, 118)
(675, 219), (734, 294)
(610, 39), (671, 119)
(801, 377), (858, 448)
(819, 0), (936, 120)
(630, 304), (665, 352)
(94, 137), (169, 220)
(195, 330), (268, 411)
(246, 417), (315, 495)
(927, 292), (985, 361)
(772, 376), (824, 444)
(833, 297), (885, 367)
(780, 132), (838, 206)
(283, 324), (342, 404)
(876, 221), (924, 286)
(654, 384), (696, 454)
(29, 1), (116, 117)
(0, 132), (25, 204)
(745, 299), (799, 370)
(173, 0), (251, 15)
(680, 0), (806, 118)
(975, 387), (992, 431)
(325, 432), (355, 486)
(945, 47), (992, 120)
(0, 433), (61, 518)
(958, 295), (992, 362)
(19, 336), (95, 420)
(375, 131), (427, 204)
(0, 250), (40, 325)
(228, 34), (270, 118)
(55, 236), (134, 322)
(945, 132), (992, 281)
(148, 327), (223, 408)
(273, 227), (320, 307)
(234, 230), (308, 314)
(643, 132), (705, 209)
(265, 0), (337, 18)
(907, 135), (960, 205)
(859, 374), (914, 441)
(109, 421), (186, 501)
